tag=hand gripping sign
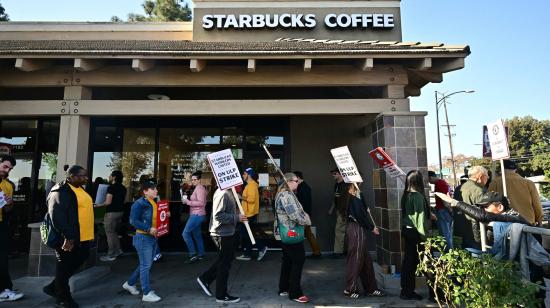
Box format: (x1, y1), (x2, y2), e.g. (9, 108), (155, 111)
(368, 147), (406, 180)
(330, 146), (377, 229)
(156, 200), (170, 237)
(207, 149), (255, 244)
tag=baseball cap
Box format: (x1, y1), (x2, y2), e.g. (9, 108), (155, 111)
(244, 167), (256, 177)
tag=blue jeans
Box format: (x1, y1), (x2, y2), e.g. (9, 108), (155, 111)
(435, 209), (453, 250)
(491, 222), (512, 257)
(182, 215), (206, 257)
(128, 233), (156, 294)
(240, 215), (265, 257)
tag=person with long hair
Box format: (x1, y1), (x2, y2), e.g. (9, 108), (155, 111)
(344, 183), (385, 299)
(181, 171), (208, 264)
(400, 170), (430, 301)
(275, 172), (311, 303)
(96, 171), (127, 262)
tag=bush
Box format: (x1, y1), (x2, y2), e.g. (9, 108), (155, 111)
(417, 236), (540, 308)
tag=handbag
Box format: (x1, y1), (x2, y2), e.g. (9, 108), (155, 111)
(40, 213), (63, 248)
(277, 218), (304, 244)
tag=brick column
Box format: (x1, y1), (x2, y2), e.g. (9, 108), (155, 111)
(371, 112), (428, 270)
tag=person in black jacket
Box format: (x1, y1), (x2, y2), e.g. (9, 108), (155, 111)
(294, 171), (321, 259)
(43, 165), (94, 308)
(344, 184), (385, 299)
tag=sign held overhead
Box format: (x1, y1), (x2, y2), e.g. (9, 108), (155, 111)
(207, 149), (244, 190)
(330, 146), (363, 183)
(486, 119), (510, 160)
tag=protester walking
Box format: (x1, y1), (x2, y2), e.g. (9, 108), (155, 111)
(236, 168), (268, 261)
(428, 171), (453, 250)
(197, 188), (246, 303)
(0, 155), (23, 302)
(276, 172), (311, 304)
(293, 171), (321, 259)
(400, 170), (429, 301)
(122, 181), (162, 303)
(95, 171), (126, 262)
(328, 169), (348, 256)
(181, 171), (208, 264)
(344, 183), (385, 299)
(488, 160), (543, 226)
(43, 165), (94, 308)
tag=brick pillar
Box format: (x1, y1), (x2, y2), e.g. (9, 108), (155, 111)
(371, 112), (428, 270)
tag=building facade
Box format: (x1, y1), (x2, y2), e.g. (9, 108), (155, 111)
(0, 0), (469, 271)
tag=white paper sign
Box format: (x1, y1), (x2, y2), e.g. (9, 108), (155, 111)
(258, 173), (269, 187)
(487, 119), (510, 160)
(207, 149), (244, 190)
(330, 146), (363, 183)
(94, 184), (109, 204)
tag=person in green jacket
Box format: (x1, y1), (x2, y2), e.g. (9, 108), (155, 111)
(400, 170), (430, 301)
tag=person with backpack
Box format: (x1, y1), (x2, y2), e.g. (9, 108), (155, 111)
(275, 172), (311, 304)
(43, 165), (94, 308)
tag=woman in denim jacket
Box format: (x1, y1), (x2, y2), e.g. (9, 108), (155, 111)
(122, 181), (162, 303)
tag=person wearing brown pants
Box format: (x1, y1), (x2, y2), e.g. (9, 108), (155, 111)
(294, 171), (321, 258)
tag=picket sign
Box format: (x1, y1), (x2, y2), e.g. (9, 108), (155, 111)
(368, 147), (406, 181)
(156, 200), (170, 237)
(207, 149), (255, 245)
(480, 119), (511, 252)
(331, 146), (377, 229)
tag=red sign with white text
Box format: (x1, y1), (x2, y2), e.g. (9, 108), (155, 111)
(156, 200), (170, 237)
(369, 147), (406, 178)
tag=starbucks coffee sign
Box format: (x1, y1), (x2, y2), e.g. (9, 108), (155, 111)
(193, 1), (402, 42)
(202, 13), (395, 30)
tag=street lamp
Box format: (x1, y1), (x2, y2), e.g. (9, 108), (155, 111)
(435, 90), (475, 185)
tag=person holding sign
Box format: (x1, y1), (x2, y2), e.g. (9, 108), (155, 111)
(197, 188), (247, 304)
(275, 172), (311, 304)
(0, 155), (23, 302)
(344, 184), (385, 299)
(488, 160), (543, 226)
(400, 170), (430, 301)
(123, 181), (162, 303)
(181, 171), (207, 264)
(328, 169), (348, 256)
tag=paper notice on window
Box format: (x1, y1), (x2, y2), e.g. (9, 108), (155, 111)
(94, 184), (109, 204)
(258, 173), (269, 187)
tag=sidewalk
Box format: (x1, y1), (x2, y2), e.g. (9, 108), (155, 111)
(5, 251), (435, 307)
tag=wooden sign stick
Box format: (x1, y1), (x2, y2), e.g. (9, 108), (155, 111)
(231, 187), (256, 245)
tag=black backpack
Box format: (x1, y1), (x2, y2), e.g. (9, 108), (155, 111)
(40, 213), (63, 248)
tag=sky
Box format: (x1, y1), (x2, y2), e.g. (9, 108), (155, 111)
(1, 0), (549, 166)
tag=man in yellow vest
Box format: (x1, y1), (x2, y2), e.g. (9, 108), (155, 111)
(0, 155), (24, 302)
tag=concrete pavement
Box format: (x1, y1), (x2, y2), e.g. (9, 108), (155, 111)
(5, 251), (435, 307)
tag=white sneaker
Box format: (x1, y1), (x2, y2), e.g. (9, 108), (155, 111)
(236, 254), (252, 261)
(0, 289), (24, 302)
(100, 255), (117, 262)
(122, 282), (140, 295)
(142, 291), (162, 302)
(257, 246), (268, 261)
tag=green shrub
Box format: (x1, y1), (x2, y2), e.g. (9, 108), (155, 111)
(417, 236), (540, 307)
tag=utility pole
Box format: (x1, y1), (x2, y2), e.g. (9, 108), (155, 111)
(442, 97), (458, 187)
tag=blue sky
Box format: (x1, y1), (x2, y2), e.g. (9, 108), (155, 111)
(2, 0), (549, 166)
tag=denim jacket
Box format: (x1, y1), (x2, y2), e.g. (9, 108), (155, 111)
(130, 197), (153, 233)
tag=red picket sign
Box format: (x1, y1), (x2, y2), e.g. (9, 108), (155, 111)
(156, 200), (170, 237)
